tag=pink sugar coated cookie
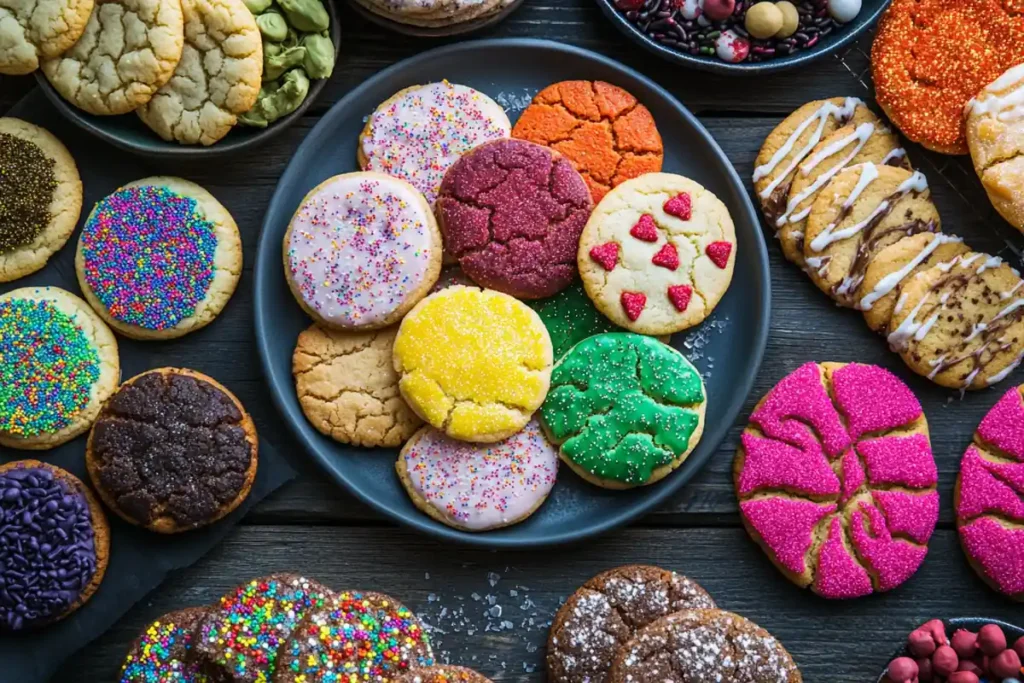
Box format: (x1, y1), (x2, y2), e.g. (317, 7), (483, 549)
(956, 384), (1024, 600)
(735, 362), (937, 599)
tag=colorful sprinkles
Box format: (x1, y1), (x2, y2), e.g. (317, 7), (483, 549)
(120, 611), (209, 683)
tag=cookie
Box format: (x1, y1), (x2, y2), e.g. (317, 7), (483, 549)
(358, 82), (511, 205)
(0, 117), (82, 283)
(803, 163), (939, 305)
(735, 362), (937, 599)
(284, 171), (442, 331)
(42, 0), (186, 115)
(608, 609), (802, 683)
(529, 281), (630, 361)
(275, 590), (434, 683)
(547, 565), (715, 683)
(887, 251), (1024, 388)
(394, 666), (492, 683)
(393, 286), (553, 443)
(136, 0), (262, 146)
(578, 172), (736, 336)
(540, 332), (706, 489)
(0, 460), (109, 631)
(966, 63), (1024, 232)
(292, 323), (422, 447)
(86, 367), (258, 533)
(436, 138), (593, 299)
(352, 0), (502, 27)
(195, 574), (334, 683)
(119, 607), (210, 682)
(856, 233), (970, 333)
(0, 286), (119, 449)
(397, 419), (559, 531)
(0, 0), (92, 74)
(76, 177), (242, 340)
(872, 0), (1024, 155)
(955, 384), (1024, 600)
(511, 80), (663, 203)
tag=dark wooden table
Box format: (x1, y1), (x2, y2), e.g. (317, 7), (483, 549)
(3, 2), (1023, 680)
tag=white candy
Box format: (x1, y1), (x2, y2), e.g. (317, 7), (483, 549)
(680, 0), (702, 20)
(715, 29), (750, 63)
(828, 0), (861, 23)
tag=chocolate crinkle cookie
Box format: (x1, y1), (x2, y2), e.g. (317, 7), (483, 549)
(86, 367), (258, 533)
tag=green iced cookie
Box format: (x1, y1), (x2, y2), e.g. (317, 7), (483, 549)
(528, 282), (621, 360)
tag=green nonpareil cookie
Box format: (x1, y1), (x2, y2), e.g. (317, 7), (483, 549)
(540, 332), (706, 488)
(528, 281), (621, 360)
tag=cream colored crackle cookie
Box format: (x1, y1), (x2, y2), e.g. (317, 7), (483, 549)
(0, 287), (119, 450)
(0, 118), (82, 283)
(42, 0), (185, 116)
(75, 176), (242, 340)
(0, 0), (92, 74)
(578, 172), (736, 336)
(803, 163), (940, 306)
(137, 0), (261, 146)
(293, 323), (422, 448)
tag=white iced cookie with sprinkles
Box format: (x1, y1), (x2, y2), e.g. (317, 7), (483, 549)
(358, 81), (512, 205)
(283, 171), (443, 330)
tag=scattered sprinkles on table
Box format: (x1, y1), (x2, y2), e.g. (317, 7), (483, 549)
(80, 185), (218, 331)
(119, 608), (210, 683)
(0, 132), (57, 253)
(0, 296), (100, 438)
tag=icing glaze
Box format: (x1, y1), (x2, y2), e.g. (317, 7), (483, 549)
(850, 501), (928, 592)
(872, 490), (939, 545)
(859, 235), (963, 310)
(959, 517), (1024, 596)
(840, 448), (866, 503)
(737, 432), (840, 497)
(958, 446), (1024, 520)
(740, 497), (836, 575)
(858, 435), (938, 488)
(815, 516), (873, 599)
(978, 386), (1024, 459)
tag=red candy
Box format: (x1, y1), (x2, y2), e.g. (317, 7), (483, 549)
(957, 660), (982, 675)
(888, 657), (919, 682)
(909, 629), (937, 657)
(589, 242), (619, 271)
(952, 629), (978, 658)
(667, 284), (693, 312)
(948, 673), (979, 683)
(992, 649), (1022, 678)
(923, 620), (949, 647)
(663, 192), (692, 220)
(916, 657), (933, 681)
(978, 624), (1006, 656)
(702, 0), (735, 21)
(614, 0), (644, 8)
(933, 646), (959, 677)
(620, 291), (646, 321)
(651, 243), (680, 270)
(1014, 635), (1024, 659)
(629, 215), (659, 242)
(706, 241), (732, 268)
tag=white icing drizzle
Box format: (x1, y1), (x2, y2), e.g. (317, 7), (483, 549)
(916, 311), (941, 341)
(805, 256), (829, 276)
(927, 355), (947, 380)
(966, 63), (1024, 123)
(888, 292), (932, 350)
(894, 292), (908, 315)
(881, 148), (907, 165)
(965, 323), (988, 342)
(957, 253), (984, 269)
(1002, 281), (1024, 300)
(964, 368), (982, 388)
(977, 255), (1004, 273)
(859, 234), (962, 310)
(808, 163), (879, 251)
(987, 350), (1024, 385)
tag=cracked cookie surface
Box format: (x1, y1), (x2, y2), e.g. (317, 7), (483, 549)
(293, 323), (422, 448)
(0, 0), (93, 74)
(42, 0), (185, 115)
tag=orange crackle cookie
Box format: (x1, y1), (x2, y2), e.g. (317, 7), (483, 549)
(511, 80), (663, 203)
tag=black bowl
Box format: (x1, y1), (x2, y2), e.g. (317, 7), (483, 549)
(345, 0), (526, 37)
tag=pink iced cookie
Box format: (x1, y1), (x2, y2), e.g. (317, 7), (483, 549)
(956, 384), (1024, 600)
(735, 361), (937, 599)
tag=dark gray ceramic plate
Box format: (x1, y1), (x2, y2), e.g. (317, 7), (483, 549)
(254, 38), (770, 547)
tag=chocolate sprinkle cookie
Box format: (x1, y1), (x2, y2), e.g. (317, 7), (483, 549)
(86, 367), (258, 534)
(547, 565), (716, 683)
(0, 132), (57, 253)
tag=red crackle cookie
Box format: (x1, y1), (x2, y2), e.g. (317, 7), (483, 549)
(734, 362), (938, 599)
(436, 138), (593, 300)
(956, 384), (1024, 600)
(577, 172), (736, 336)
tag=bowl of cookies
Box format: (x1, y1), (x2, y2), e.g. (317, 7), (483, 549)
(30, 0), (341, 156)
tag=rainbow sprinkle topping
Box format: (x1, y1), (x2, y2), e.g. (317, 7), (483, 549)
(120, 615), (208, 682)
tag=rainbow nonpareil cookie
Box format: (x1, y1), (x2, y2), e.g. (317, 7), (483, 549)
(955, 384), (1024, 600)
(393, 286), (553, 443)
(735, 362), (938, 599)
(358, 82), (511, 205)
(76, 177), (242, 340)
(285, 172), (442, 331)
(396, 419), (559, 531)
(394, 666), (492, 683)
(119, 607), (210, 682)
(540, 333), (706, 489)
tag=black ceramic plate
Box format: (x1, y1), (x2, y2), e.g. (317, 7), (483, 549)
(594, 0), (891, 75)
(346, 0), (525, 37)
(254, 38), (770, 548)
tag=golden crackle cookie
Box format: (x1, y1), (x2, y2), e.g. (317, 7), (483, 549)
(0, 286), (120, 450)
(42, 0), (185, 116)
(888, 252), (1024, 389)
(803, 163), (939, 306)
(966, 63), (1024, 232)
(578, 172), (736, 336)
(293, 323), (422, 448)
(75, 176), (242, 340)
(137, 0), (261, 146)
(0, 0), (93, 75)
(0, 118), (82, 283)
(393, 286), (553, 443)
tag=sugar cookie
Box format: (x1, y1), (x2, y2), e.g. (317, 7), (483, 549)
(0, 0), (92, 75)
(119, 607), (210, 682)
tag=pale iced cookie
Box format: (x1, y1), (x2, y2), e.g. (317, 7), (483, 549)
(0, 118), (82, 283)
(396, 419), (558, 531)
(352, 0), (503, 27)
(776, 120), (909, 267)
(42, 0), (185, 115)
(735, 362), (937, 599)
(358, 82), (511, 205)
(136, 0), (261, 146)
(857, 233), (970, 333)
(0, 287), (119, 450)
(285, 172), (442, 331)
(966, 63), (1024, 232)
(76, 177), (242, 340)
(541, 333), (706, 489)
(293, 323), (422, 447)
(0, 0), (92, 75)
(578, 173), (736, 336)
(393, 286), (552, 443)
(803, 163), (939, 306)
(888, 252), (1024, 389)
